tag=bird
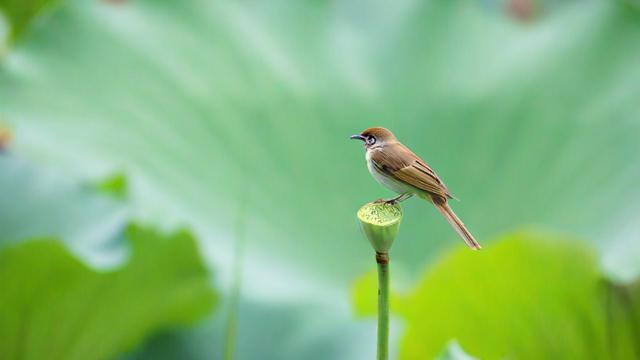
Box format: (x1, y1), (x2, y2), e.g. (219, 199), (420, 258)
(350, 127), (481, 250)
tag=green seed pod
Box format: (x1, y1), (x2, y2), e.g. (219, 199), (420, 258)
(357, 202), (403, 253)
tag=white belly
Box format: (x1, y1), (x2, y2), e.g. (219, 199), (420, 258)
(366, 151), (414, 195)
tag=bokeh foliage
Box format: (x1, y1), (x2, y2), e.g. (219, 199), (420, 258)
(0, 224), (216, 360)
(0, 0), (638, 287)
(0, 0), (60, 41)
(1, 0), (639, 358)
(353, 232), (640, 359)
(0, 154), (218, 359)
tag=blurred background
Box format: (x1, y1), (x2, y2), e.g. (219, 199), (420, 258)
(0, 0), (639, 359)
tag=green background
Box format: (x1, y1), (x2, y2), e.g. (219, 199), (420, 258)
(1, 0), (639, 358)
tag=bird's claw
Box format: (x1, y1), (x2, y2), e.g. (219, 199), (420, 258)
(373, 198), (397, 205)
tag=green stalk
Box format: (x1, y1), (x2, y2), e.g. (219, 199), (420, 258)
(376, 252), (390, 360)
(223, 199), (248, 360)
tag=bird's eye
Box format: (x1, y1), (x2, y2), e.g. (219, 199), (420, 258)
(367, 136), (376, 145)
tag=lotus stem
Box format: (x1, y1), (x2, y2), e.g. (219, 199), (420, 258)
(357, 202), (403, 360)
(376, 251), (390, 360)
(223, 199), (248, 360)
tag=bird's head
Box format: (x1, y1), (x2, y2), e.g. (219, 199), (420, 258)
(350, 127), (397, 148)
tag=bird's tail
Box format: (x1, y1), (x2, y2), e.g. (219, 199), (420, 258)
(432, 197), (481, 250)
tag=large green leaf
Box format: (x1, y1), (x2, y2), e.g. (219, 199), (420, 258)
(0, 155), (217, 359)
(0, 224), (217, 360)
(352, 232), (640, 359)
(1, 0), (639, 358)
(0, 154), (128, 267)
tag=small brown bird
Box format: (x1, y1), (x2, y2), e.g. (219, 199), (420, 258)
(351, 127), (481, 250)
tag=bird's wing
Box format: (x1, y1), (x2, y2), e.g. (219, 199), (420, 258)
(370, 143), (451, 198)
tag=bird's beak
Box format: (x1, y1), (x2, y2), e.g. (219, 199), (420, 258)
(350, 134), (365, 141)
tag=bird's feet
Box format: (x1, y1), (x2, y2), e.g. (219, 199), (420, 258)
(373, 198), (398, 205)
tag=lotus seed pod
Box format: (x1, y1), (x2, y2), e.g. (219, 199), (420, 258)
(357, 202), (403, 253)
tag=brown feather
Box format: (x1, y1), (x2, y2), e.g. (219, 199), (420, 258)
(370, 143), (450, 198)
(360, 127), (397, 140)
(431, 195), (481, 250)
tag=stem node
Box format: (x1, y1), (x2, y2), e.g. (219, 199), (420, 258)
(376, 251), (389, 265)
